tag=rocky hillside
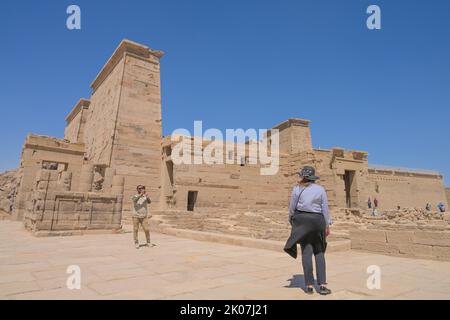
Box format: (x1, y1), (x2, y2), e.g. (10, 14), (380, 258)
(0, 169), (18, 215)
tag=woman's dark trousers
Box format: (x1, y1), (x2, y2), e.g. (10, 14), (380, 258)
(297, 213), (327, 287)
(300, 234), (326, 286)
(284, 211), (328, 286)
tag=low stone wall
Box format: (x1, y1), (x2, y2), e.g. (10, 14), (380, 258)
(151, 208), (351, 243)
(350, 224), (450, 261)
(24, 168), (124, 236)
(151, 209), (291, 241)
(150, 207), (450, 261)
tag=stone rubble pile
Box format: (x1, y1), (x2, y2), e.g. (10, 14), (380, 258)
(382, 207), (445, 222)
(0, 170), (18, 215)
(330, 207), (448, 224)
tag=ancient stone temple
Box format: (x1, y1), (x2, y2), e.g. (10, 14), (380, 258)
(13, 135), (124, 236)
(447, 188), (450, 207)
(9, 39), (448, 235)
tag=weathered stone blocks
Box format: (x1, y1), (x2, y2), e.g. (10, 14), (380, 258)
(397, 244), (432, 257)
(386, 231), (414, 244)
(351, 226), (450, 261)
(350, 229), (387, 243)
(22, 167), (123, 236)
(432, 246), (450, 259)
(413, 231), (450, 247)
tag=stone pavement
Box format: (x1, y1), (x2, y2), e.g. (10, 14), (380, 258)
(1, 221), (450, 300)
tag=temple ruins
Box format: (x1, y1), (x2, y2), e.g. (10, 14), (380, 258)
(1, 39), (449, 260)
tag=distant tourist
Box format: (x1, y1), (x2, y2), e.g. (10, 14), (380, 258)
(131, 185), (152, 249)
(367, 198), (372, 209)
(397, 205), (401, 210)
(438, 202), (446, 213)
(284, 166), (332, 296)
(426, 203), (431, 211)
(373, 197), (379, 208)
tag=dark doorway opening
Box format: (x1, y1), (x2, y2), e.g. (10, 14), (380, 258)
(166, 160), (174, 186)
(344, 170), (355, 208)
(187, 191), (198, 211)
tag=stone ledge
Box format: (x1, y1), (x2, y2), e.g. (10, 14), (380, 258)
(91, 39), (164, 92)
(33, 227), (124, 237)
(148, 225), (350, 253)
(350, 229), (387, 243)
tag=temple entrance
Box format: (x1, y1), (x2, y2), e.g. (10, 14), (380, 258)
(344, 170), (356, 208)
(166, 160), (174, 186)
(187, 191), (198, 211)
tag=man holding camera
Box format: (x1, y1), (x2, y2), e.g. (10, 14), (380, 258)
(131, 185), (152, 249)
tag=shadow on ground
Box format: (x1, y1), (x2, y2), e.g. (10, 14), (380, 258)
(286, 274), (306, 289)
(137, 243), (157, 248)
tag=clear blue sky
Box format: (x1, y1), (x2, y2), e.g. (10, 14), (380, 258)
(0, 0), (449, 185)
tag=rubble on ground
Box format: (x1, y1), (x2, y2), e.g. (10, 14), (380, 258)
(0, 169), (18, 214)
(382, 207), (444, 221)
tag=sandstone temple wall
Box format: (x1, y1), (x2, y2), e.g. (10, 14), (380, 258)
(169, 159), (292, 211)
(161, 135), (292, 211)
(286, 148), (370, 209)
(61, 40), (167, 219)
(446, 188), (450, 208)
(110, 52), (164, 218)
(274, 119), (312, 154)
(367, 168), (448, 210)
(23, 168), (123, 236)
(7, 39), (448, 236)
(160, 119), (318, 212)
(12, 135), (85, 221)
(64, 111), (83, 143)
(64, 99), (91, 144)
(83, 57), (125, 166)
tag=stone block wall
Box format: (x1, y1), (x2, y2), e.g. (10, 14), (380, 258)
(24, 168), (124, 236)
(446, 188), (450, 209)
(170, 157), (291, 211)
(350, 224), (450, 261)
(64, 99), (90, 144)
(110, 52), (164, 217)
(12, 135), (85, 221)
(273, 119), (312, 155)
(153, 209), (293, 241)
(367, 168), (448, 211)
(151, 207), (353, 243)
(78, 40), (166, 218)
(83, 58), (124, 166)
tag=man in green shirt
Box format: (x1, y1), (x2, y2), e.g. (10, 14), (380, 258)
(131, 185), (152, 249)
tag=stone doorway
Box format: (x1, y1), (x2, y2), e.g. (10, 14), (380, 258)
(187, 191), (198, 211)
(344, 170), (356, 208)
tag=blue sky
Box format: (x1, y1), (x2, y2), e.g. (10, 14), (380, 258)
(0, 0), (449, 185)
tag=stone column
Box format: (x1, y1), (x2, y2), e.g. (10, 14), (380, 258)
(79, 164), (94, 192)
(112, 175), (125, 226)
(111, 175), (125, 195)
(103, 168), (116, 193)
(58, 172), (72, 191)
